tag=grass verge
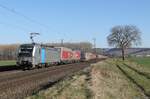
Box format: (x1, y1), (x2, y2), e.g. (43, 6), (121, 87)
(27, 59), (147, 99)
(118, 64), (150, 97)
(90, 60), (145, 99)
(27, 67), (92, 99)
(0, 60), (16, 66)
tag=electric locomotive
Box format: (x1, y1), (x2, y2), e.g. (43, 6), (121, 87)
(16, 43), (60, 69)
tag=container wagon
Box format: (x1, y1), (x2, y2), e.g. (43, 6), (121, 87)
(72, 50), (81, 62)
(81, 52), (96, 61)
(55, 47), (73, 64)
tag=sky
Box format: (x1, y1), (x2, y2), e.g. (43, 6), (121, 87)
(0, 0), (149, 48)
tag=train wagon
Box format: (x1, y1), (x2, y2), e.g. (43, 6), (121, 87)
(17, 43), (60, 69)
(85, 52), (97, 60)
(56, 47), (73, 64)
(72, 50), (81, 62)
(40, 45), (60, 66)
(81, 52), (96, 61)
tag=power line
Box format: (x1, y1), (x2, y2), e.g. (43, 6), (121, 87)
(61, 39), (64, 47)
(93, 38), (96, 53)
(0, 3), (49, 29)
(0, 21), (31, 32)
(0, 3), (68, 42)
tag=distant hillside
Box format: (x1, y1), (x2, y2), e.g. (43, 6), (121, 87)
(103, 48), (150, 57)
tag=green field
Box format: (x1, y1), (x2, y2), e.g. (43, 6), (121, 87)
(119, 63), (150, 96)
(116, 57), (150, 97)
(128, 57), (150, 69)
(0, 60), (16, 66)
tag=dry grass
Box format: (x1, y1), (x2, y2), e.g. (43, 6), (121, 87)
(27, 70), (92, 99)
(89, 60), (145, 99)
(27, 59), (146, 99)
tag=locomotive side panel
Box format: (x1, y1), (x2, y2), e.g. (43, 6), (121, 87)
(41, 48), (46, 64)
(32, 45), (41, 67)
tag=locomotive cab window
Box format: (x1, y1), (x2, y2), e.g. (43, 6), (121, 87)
(18, 45), (34, 57)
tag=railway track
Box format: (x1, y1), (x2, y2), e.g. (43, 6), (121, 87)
(0, 65), (20, 72)
(0, 59), (101, 99)
(116, 64), (150, 99)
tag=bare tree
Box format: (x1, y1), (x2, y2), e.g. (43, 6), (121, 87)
(0, 44), (19, 60)
(107, 25), (141, 60)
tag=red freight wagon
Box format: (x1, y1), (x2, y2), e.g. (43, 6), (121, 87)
(73, 50), (81, 61)
(56, 47), (73, 63)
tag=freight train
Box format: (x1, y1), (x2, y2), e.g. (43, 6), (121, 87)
(16, 43), (96, 69)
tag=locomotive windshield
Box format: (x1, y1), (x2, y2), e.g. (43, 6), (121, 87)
(18, 44), (34, 57)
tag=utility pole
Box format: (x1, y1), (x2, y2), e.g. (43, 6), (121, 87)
(30, 32), (40, 44)
(93, 38), (96, 54)
(61, 39), (64, 47)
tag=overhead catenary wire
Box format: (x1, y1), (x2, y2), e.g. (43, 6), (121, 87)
(0, 20), (33, 32)
(0, 2), (69, 43)
(0, 3), (49, 29)
(0, 3), (64, 34)
(0, 3), (44, 34)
